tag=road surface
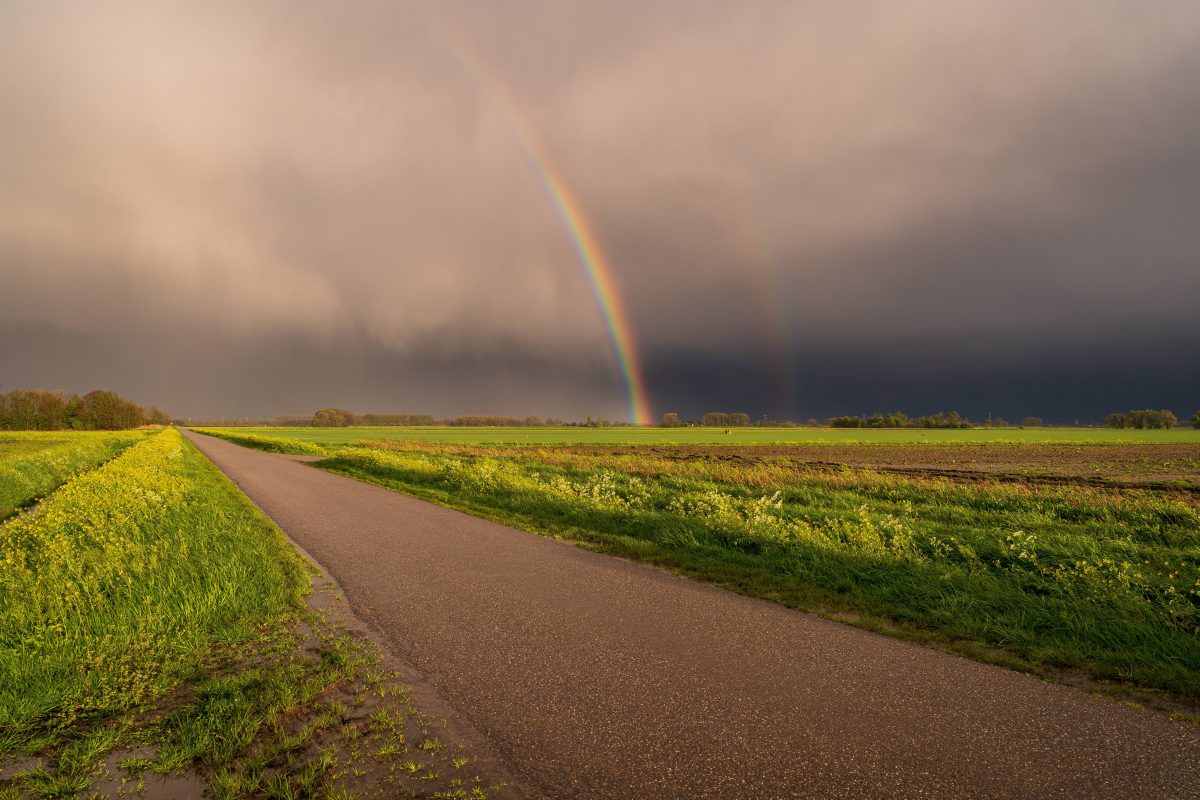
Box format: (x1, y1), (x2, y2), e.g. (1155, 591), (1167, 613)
(182, 430), (1200, 799)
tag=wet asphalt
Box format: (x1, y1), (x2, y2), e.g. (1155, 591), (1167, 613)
(182, 430), (1200, 799)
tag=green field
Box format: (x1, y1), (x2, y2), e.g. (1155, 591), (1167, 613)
(199, 425), (1200, 446)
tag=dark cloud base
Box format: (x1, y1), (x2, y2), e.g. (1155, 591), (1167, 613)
(644, 339), (1199, 425)
(5, 321), (1196, 424)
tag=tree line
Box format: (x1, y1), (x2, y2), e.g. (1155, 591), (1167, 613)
(662, 410), (1018, 429)
(826, 411), (977, 429)
(313, 409), (440, 427)
(1102, 409), (1179, 429)
(207, 405), (1200, 430)
(0, 389), (169, 431)
(311, 409), (572, 428)
(660, 412), (751, 427)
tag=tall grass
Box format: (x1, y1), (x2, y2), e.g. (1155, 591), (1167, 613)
(0, 428), (307, 750)
(0, 432), (145, 519)
(191, 429), (327, 456)
(321, 444), (1200, 698)
(0, 429), (492, 799)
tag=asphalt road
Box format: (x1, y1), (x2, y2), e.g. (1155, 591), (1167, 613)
(182, 430), (1200, 799)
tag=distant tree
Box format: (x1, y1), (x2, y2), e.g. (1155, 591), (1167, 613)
(1193, 410), (1200, 429)
(77, 390), (145, 430)
(806, 419), (820, 427)
(1, 390), (40, 430)
(661, 412), (681, 428)
(0, 388), (155, 431)
(1021, 417), (1044, 427)
(64, 395), (83, 429)
(312, 408), (354, 427)
(993, 417), (1009, 428)
(701, 412), (750, 427)
(39, 391), (67, 429)
(914, 411), (972, 428)
(451, 415), (539, 427)
(819, 410), (973, 429)
(359, 413), (436, 426)
(273, 415), (314, 427)
(859, 411), (908, 428)
(1104, 409), (1177, 430)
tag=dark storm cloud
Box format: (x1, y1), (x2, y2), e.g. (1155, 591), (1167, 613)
(1, 1), (1198, 420)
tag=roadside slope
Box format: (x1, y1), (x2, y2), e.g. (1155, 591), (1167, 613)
(182, 430), (1200, 800)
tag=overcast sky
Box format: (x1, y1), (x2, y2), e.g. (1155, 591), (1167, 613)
(2, 1), (1198, 422)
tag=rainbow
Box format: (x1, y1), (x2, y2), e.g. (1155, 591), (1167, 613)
(419, 11), (654, 425)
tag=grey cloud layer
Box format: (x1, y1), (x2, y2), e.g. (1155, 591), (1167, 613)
(2, 1), (1198, 418)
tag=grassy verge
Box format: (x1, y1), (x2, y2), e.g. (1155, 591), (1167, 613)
(0, 431), (146, 519)
(0, 430), (495, 798)
(191, 429), (327, 456)
(318, 443), (1200, 704)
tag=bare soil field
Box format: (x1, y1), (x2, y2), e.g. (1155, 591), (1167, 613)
(543, 443), (1200, 490)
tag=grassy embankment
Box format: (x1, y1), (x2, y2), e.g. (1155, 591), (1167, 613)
(303, 439), (1200, 706)
(204, 425), (1200, 446)
(0, 429), (493, 799)
(190, 430), (326, 456)
(0, 431), (146, 519)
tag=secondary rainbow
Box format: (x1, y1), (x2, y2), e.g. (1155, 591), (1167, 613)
(719, 178), (797, 417)
(420, 11), (653, 425)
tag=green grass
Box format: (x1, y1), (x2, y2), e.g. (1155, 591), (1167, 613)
(317, 442), (1200, 701)
(0, 428), (308, 748)
(0, 431), (147, 519)
(201, 425), (1200, 446)
(0, 429), (313, 794)
(191, 429), (327, 456)
(0, 428), (496, 798)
